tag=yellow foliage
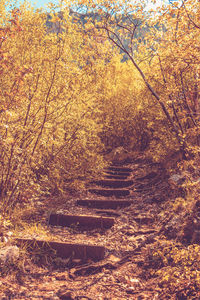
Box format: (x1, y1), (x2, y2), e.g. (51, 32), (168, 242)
(0, 2), (110, 211)
(68, 0), (200, 162)
(1, 0), (200, 215)
(155, 243), (200, 292)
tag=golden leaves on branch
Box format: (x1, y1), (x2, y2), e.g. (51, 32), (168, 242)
(0, 2), (109, 210)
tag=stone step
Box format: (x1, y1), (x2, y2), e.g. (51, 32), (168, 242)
(88, 188), (130, 197)
(110, 162), (131, 166)
(107, 166), (133, 172)
(91, 179), (134, 189)
(77, 199), (133, 209)
(135, 172), (157, 181)
(104, 175), (128, 180)
(16, 238), (105, 261)
(95, 210), (121, 217)
(105, 171), (131, 176)
(48, 213), (114, 229)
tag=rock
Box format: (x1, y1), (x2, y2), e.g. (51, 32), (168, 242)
(169, 174), (186, 198)
(107, 254), (121, 262)
(57, 289), (74, 300)
(169, 174), (185, 186)
(164, 215), (182, 239)
(59, 292), (73, 300)
(0, 246), (20, 263)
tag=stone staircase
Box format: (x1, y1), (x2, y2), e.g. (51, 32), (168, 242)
(17, 164), (134, 261)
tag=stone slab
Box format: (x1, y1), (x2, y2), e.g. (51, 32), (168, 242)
(16, 238), (105, 261)
(49, 213), (114, 229)
(88, 188), (130, 197)
(107, 167), (133, 172)
(77, 199), (133, 209)
(92, 179), (133, 189)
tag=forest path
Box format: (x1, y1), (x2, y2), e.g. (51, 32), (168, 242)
(2, 157), (171, 299)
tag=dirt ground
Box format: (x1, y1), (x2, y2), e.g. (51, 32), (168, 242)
(0, 158), (198, 299)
